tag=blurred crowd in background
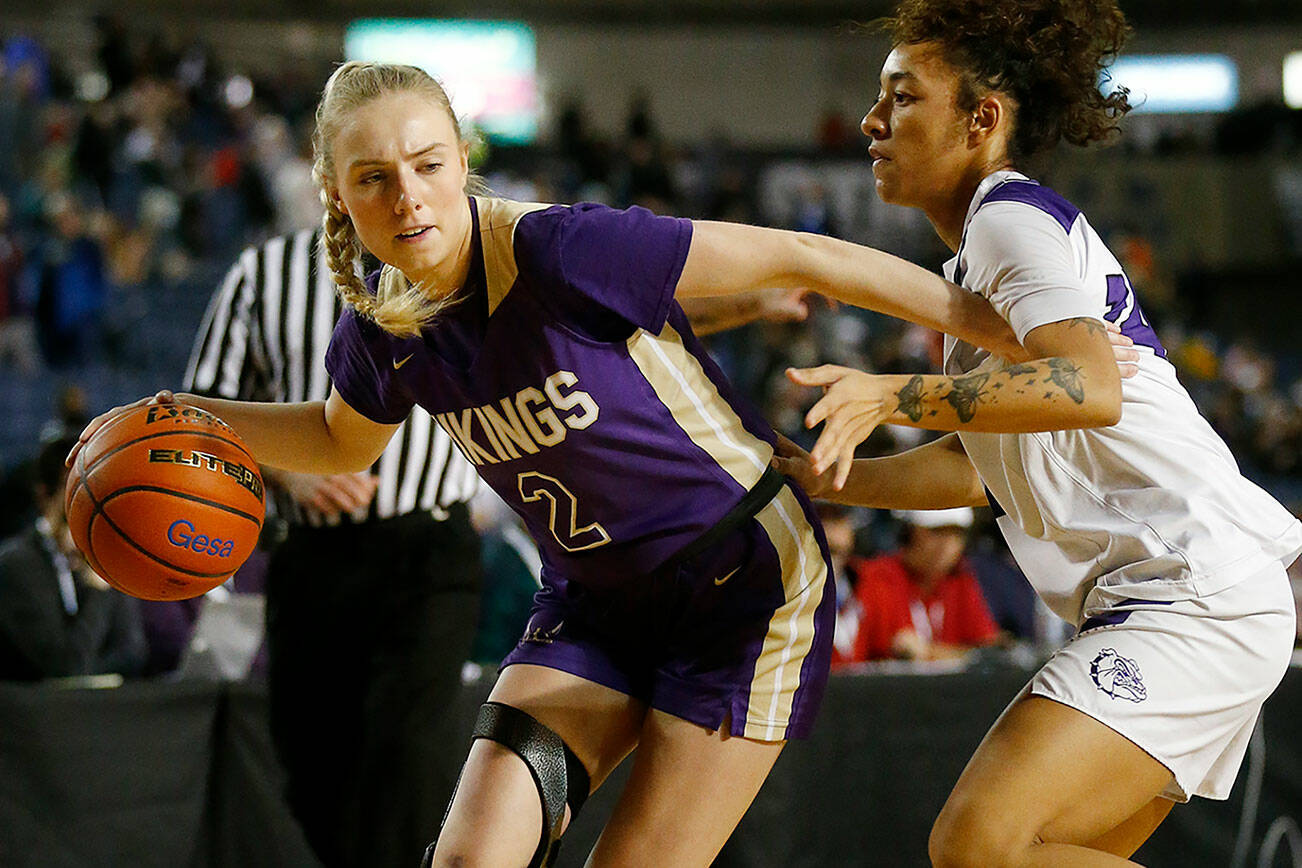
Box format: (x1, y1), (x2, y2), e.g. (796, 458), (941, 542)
(0, 17), (1300, 685)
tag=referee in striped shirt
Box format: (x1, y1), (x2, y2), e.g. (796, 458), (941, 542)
(185, 227), (481, 868)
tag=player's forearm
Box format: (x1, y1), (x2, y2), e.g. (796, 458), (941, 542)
(790, 234), (1024, 361)
(869, 357), (1121, 433)
(172, 394), (369, 474)
(679, 222), (1021, 360)
(828, 435), (986, 509)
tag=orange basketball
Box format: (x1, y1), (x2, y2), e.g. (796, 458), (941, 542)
(64, 402), (265, 601)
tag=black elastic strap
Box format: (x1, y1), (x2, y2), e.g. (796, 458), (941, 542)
(421, 702), (590, 868)
(669, 465), (786, 567)
(478, 701), (590, 867)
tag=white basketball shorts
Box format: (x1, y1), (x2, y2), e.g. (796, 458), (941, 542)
(1020, 563), (1296, 802)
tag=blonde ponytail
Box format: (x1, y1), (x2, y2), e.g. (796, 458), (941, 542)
(318, 193), (378, 321)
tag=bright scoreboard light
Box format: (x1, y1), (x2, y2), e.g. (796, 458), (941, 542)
(345, 19), (538, 143)
(1285, 52), (1302, 109)
(1102, 54), (1238, 113)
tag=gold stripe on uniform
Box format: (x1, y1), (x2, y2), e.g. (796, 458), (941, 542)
(744, 485), (826, 741)
(627, 323), (772, 489)
(476, 197), (549, 315)
(378, 198), (548, 318)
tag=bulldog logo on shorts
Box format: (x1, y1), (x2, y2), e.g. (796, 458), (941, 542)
(1089, 648), (1147, 702)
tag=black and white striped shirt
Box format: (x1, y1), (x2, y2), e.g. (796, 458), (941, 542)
(184, 228), (478, 526)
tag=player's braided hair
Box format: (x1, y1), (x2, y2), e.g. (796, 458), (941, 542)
(312, 61), (486, 337)
(881, 0), (1132, 159)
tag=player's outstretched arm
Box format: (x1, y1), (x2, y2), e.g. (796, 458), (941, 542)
(773, 433), (986, 509)
(676, 221), (1024, 360)
(789, 317), (1122, 489)
(67, 388), (398, 476)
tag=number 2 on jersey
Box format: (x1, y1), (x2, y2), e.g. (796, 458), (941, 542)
(517, 472), (612, 552)
(1104, 274), (1166, 357)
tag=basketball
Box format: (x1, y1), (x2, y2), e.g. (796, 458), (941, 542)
(64, 402), (266, 601)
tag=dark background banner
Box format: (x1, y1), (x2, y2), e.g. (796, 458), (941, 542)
(1, 666), (1298, 867)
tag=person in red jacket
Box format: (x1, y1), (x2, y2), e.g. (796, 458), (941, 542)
(849, 507), (999, 662)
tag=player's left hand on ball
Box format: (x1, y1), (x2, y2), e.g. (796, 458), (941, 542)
(66, 390), (177, 468)
(786, 365), (892, 491)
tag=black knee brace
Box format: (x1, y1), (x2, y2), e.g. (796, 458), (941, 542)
(421, 701), (591, 868)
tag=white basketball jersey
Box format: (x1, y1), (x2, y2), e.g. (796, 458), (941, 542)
(943, 171), (1302, 624)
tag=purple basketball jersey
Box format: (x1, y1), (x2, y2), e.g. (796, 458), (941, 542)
(327, 198), (779, 587)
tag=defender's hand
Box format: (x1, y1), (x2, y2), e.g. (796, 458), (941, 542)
(786, 365), (893, 491)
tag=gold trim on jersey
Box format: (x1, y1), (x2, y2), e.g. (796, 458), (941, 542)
(626, 322), (773, 489)
(744, 485), (826, 741)
(375, 198), (548, 317)
(475, 197), (550, 316)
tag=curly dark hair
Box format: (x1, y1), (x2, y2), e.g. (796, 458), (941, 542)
(881, 0), (1132, 159)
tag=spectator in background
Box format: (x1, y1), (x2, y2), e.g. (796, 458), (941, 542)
(0, 191), (38, 373)
(817, 502), (866, 666)
(33, 194), (108, 368)
(51, 383), (91, 434)
(846, 508), (1000, 663)
(0, 463), (36, 542)
(251, 115), (320, 236)
(555, 99), (613, 204)
(963, 523), (1040, 643)
(92, 14), (136, 99)
(816, 106), (856, 153)
(0, 39), (50, 200)
(792, 180), (839, 237)
(0, 386), (92, 542)
(616, 92), (679, 212)
(0, 432), (147, 681)
(963, 520), (1078, 653)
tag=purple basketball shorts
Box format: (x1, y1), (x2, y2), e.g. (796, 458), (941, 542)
(502, 483), (835, 741)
